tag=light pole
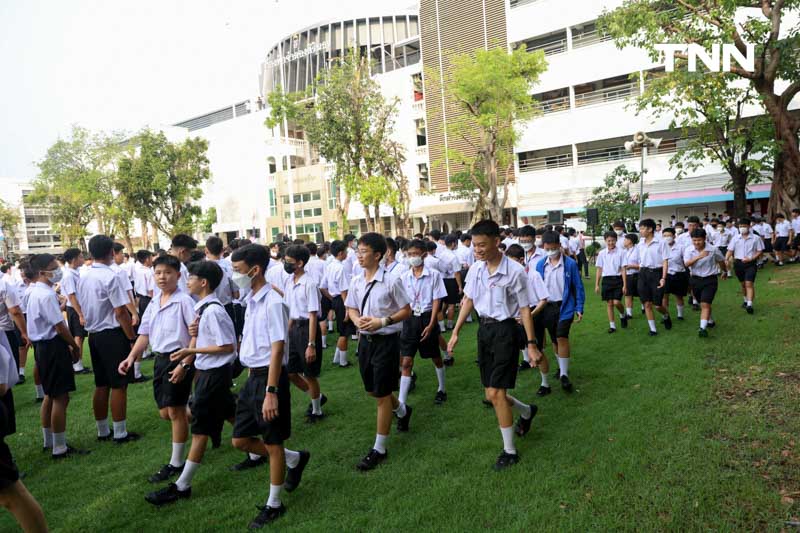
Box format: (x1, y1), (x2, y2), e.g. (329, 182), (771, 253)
(624, 132), (662, 224)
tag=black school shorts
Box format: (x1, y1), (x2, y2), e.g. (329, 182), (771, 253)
(601, 276), (623, 301)
(793, 235), (800, 250)
(763, 239), (773, 253)
(357, 333), (400, 397)
(638, 268), (665, 303)
(667, 271), (689, 297)
(320, 295), (332, 318)
(734, 260), (757, 283)
(287, 320), (323, 378)
(0, 391), (18, 490)
(233, 303), (245, 338)
(66, 306), (87, 338)
(332, 295), (354, 337)
(4, 330), (19, 371)
(443, 278), (460, 305)
(33, 337), (75, 397)
(191, 364), (237, 437)
(399, 312), (441, 359)
(625, 273), (639, 297)
(233, 367), (291, 445)
(135, 295), (151, 335)
(153, 352), (195, 409)
(691, 275), (718, 304)
(89, 328), (132, 389)
(538, 302), (573, 344)
(774, 236), (790, 252)
(477, 319), (519, 390)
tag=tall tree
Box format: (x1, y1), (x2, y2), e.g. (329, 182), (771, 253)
(601, 1), (800, 217)
(426, 44), (547, 222)
(585, 165), (648, 231)
(117, 130), (211, 237)
(376, 139), (412, 237)
(0, 200), (21, 257)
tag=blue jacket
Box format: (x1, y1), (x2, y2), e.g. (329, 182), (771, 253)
(535, 255), (586, 322)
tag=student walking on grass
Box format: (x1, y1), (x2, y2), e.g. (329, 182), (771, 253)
(119, 254), (196, 484)
(594, 231), (628, 333)
(683, 229), (728, 337)
(636, 219), (670, 336)
(661, 227), (688, 322)
(144, 260), (239, 505)
(345, 233), (413, 471)
(448, 220), (540, 471)
(621, 233), (640, 321)
(59, 248), (91, 375)
(725, 218), (763, 315)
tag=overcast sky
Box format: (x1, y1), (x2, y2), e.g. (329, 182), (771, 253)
(0, 0), (407, 179)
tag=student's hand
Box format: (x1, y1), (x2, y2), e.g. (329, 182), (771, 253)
(262, 393), (279, 421)
(78, 314), (86, 327)
(20, 333), (30, 350)
(658, 278), (666, 288)
(622, 285), (627, 296)
(131, 313), (140, 327)
(168, 365), (186, 384)
(742, 256), (751, 263)
(362, 317), (383, 332)
(188, 318), (199, 337)
(594, 285), (600, 294)
(699, 250), (710, 259)
(117, 357), (133, 376)
(305, 345), (316, 363)
(170, 348), (192, 362)
(575, 312), (583, 323)
(420, 324), (433, 341)
(721, 272), (728, 281)
(446, 333), (458, 354)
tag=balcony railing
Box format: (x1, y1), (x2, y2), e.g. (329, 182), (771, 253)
(265, 136), (308, 156)
(519, 153), (573, 172)
(510, 0), (540, 8)
(412, 100), (425, 114)
(571, 28), (613, 50)
(574, 82), (640, 108)
(535, 95), (571, 115)
(577, 146), (637, 165)
(527, 38), (567, 56)
(415, 145), (428, 158)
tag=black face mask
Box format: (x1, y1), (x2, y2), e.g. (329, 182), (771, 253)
(283, 262), (297, 275)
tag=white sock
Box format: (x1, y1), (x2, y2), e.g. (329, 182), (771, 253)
(134, 362), (142, 379)
(540, 372), (549, 388)
(743, 296), (747, 303)
(435, 366), (446, 392)
(112, 419), (127, 439)
(96, 418), (110, 437)
(557, 356), (569, 377)
(321, 336), (327, 349)
(446, 320), (453, 329)
(249, 452), (262, 461)
(52, 432), (67, 455)
(311, 396), (322, 415)
(394, 402), (407, 419)
(500, 426), (516, 455)
(677, 305), (684, 318)
(284, 448), (300, 469)
(662, 313), (670, 320)
(443, 350), (452, 360)
(175, 460), (199, 490)
(700, 319), (708, 330)
(327, 320), (333, 330)
(332, 348), (340, 364)
(339, 349), (348, 366)
(266, 483), (283, 508)
(373, 433), (388, 454)
(648, 319), (657, 332)
(609, 321), (616, 330)
(398, 376), (412, 406)
(508, 395), (531, 419)
(18, 367), (25, 376)
(626, 307), (632, 316)
(746, 300), (752, 306)
(42, 427), (53, 448)
(170, 442), (186, 467)
(73, 360), (85, 372)
(35, 384), (44, 399)
(619, 312), (625, 320)
(521, 349), (529, 363)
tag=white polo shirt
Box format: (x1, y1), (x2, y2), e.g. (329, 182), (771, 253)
(464, 255), (530, 320)
(436, 248), (460, 280)
(595, 246), (625, 277)
(729, 233), (764, 260)
(133, 263), (155, 297)
(542, 256), (566, 302)
(637, 238), (670, 269)
(77, 263), (131, 333)
(211, 258), (236, 306)
(60, 267), (81, 310)
(623, 246), (640, 275)
(666, 243), (686, 274)
(305, 255), (326, 286)
(325, 259), (349, 298)
(775, 220), (791, 238)
(239, 284), (288, 368)
(138, 290), (195, 353)
(26, 282), (64, 342)
(193, 295), (237, 370)
(684, 244), (725, 277)
(284, 273), (321, 320)
(400, 267), (447, 315)
(345, 265), (411, 335)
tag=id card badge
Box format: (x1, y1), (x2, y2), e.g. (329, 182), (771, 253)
(413, 305), (422, 317)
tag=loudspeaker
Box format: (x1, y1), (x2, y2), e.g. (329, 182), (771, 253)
(547, 210), (564, 224)
(276, 233), (284, 243)
(586, 208), (599, 227)
(316, 231), (324, 244)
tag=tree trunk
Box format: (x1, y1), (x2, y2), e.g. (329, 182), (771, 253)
(767, 115), (800, 219)
(363, 204), (374, 232)
(151, 223), (159, 250)
(373, 202), (383, 234)
(729, 168), (749, 219)
(140, 219), (150, 249)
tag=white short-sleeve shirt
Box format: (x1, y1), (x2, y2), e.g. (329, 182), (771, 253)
(729, 233), (764, 260)
(60, 267), (81, 310)
(345, 266), (411, 335)
(775, 220), (791, 237)
(0, 278), (22, 332)
(193, 295), (237, 370)
(284, 273), (321, 320)
(26, 282), (65, 342)
(683, 244), (725, 277)
(637, 238), (670, 269)
(400, 267), (447, 315)
(595, 247), (625, 277)
(463, 256), (530, 320)
(137, 290), (195, 353)
(77, 263), (130, 333)
(239, 285), (288, 368)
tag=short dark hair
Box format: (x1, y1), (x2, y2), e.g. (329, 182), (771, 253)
(188, 260), (223, 291)
(674, 221), (685, 228)
(343, 234), (356, 244)
(30, 253), (56, 272)
(639, 218), (656, 230)
(498, 243), (507, 251)
(686, 216), (700, 224)
(470, 219), (500, 238)
(135, 249), (153, 263)
(206, 236), (224, 255)
(63, 248), (82, 263)
(385, 237), (398, 255)
(316, 244), (328, 258)
(231, 244), (269, 272)
(541, 231), (560, 245)
(112, 242), (124, 254)
(444, 234), (458, 246)
(603, 231), (618, 240)
(153, 254), (181, 273)
(358, 232), (387, 259)
(189, 250), (205, 262)
(305, 242), (318, 255)
(518, 225), (536, 238)
(775, 212), (785, 219)
(286, 244), (310, 265)
(0, 264), (8, 273)
(624, 233), (639, 245)
(429, 229), (442, 241)
(171, 234), (198, 250)
(88, 235), (115, 259)
(791, 208), (800, 215)
(739, 217), (751, 226)
(690, 228), (706, 239)
(662, 227), (675, 236)
(505, 243), (524, 260)
(425, 241), (438, 253)
(459, 233), (471, 242)
(330, 240), (346, 257)
(408, 239), (427, 252)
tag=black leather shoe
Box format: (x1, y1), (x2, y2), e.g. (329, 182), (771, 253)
(608, 328), (616, 334)
(74, 367), (93, 375)
(356, 449), (387, 471)
(692, 303), (700, 311)
(741, 301), (747, 309)
(132, 375), (151, 383)
(306, 413), (326, 424)
(518, 360), (531, 371)
(536, 385), (551, 397)
(482, 399), (493, 407)
(52, 445), (91, 460)
(284, 450), (310, 492)
(698, 328), (709, 338)
(145, 483), (191, 506)
(396, 405), (413, 432)
(560, 375), (573, 393)
(149, 463), (184, 483)
(493, 451), (520, 471)
(707, 321), (716, 328)
(648, 330), (658, 336)
(663, 316), (673, 330)
(676, 316), (685, 321)
(514, 404), (538, 437)
(434, 390), (447, 405)
(443, 357), (454, 367)
(113, 432), (142, 445)
(248, 504), (286, 529)
(409, 372), (417, 392)
(621, 315), (628, 329)
(305, 394), (328, 417)
(97, 433), (113, 442)
(229, 455), (267, 471)
(17, 374), (25, 384)
(746, 306), (754, 315)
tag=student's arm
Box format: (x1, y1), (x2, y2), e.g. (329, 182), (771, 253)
(115, 306), (135, 340)
(621, 267), (627, 295)
(320, 287), (332, 300)
(594, 265), (602, 294)
(262, 340), (284, 422)
(684, 250), (708, 268)
(55, 321), (81, 362)
(447, 297), (474, 354)
(531, 298), (546, 317)
(423, 297), (441, 341)
(520, 305), (541, 366)
(307, 311), (318, 363)
(125, 290), (139, 327)
(658, 259), (668, 288)
(67, 294), (85, 325)
(8, 305), (28, 347)
(119, 334), (149, 374)
(341, 289), (350, 322)
(454, 270), (463, 294)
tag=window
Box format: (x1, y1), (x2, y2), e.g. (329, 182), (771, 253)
(268, 189), (278, 217)
(282, 195), (289, 204)
(412, 73), (423, 101)
(418, 163), (430, 191)
(518, 29), (567, 56)
(271, 227), (279, 240)
(314, 207), (322, 216)
(415, 119), (427, 147)
(311, 191), (321, 201)
(327, 180), (337, 210)
(302, 192), (312, 202)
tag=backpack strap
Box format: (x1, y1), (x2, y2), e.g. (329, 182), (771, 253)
(197, 300), (223, 317)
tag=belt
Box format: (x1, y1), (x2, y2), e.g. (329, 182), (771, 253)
(545, 301), (562, 307)
(479, 316), (516, 325)
(361, 332), (397, 343)
(691, 275), (717, 280)
(248, 366), (269, 376)
(641, 267), (662, 272)
(152, 350), (178, 359)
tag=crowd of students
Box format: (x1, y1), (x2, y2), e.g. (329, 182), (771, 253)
(0, 209), (797, 530)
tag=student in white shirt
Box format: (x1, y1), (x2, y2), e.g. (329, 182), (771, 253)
(345, 233), (412, 471)
(322, 240), (352, 367)
(636, 219), (670, 336)
(144, 260), (239, 506)
(26, 254), (85, 459)
(448, 221), (539, 471)
(112, 243), (140, 329)
(594, 231), (628, 333)
(661, 227), (689, 321)
(283, 245), (326, 423)
(0, 277), (28, 382)
(204, 236), (239, 323)
(228, 244), (310, 528)
(772, 213), (792, 266)
(683, 228), (728, 337)
(725, 218), (763, 314)
(621, 233), (641, 320)
(60, 248), (91, 375)
(439, 235), (463, 330)
(752, 217), (774, 266)
(791, 208), (800, 262)
(312, 243), (332, 348)
(78, 235), (139, 444)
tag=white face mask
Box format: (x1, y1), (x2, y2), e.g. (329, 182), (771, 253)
(46, 269), (63, 284)
(739, 227), (749, 235)
(664, 236), (674, 244)
(520, 242), (533, 252)
(545, 249), (560, 258)
(675, 228), (683, 235)
(408, 256), (423, 268)
(615, 230), (624, 237)
(535, 238), (542, 247)
(232, 269), (254, 290)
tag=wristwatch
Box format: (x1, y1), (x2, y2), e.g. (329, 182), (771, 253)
(385, 315), (395, 325)
(307, 342), (316, 348)
(266, 385), (279, 394)
(180, 362), (192, 370)
(527, 340), (536, 345)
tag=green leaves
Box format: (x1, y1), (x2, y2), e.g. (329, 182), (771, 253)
(585, 165), (645, 231)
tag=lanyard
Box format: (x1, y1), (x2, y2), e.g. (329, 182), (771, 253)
(408, 273), (425, 305)
(360, 280), (377, 316)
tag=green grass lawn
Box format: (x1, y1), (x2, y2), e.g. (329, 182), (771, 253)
(2, 264), (799, 531)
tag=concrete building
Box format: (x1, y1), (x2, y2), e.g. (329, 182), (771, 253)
(0, 179), (62, 256)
